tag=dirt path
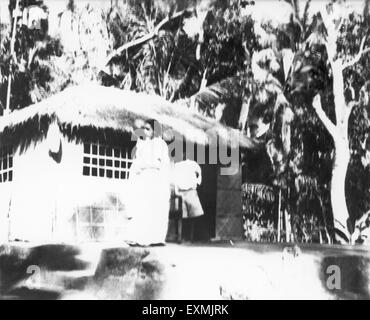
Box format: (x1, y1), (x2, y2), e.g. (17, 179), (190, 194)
(1, 242), (369, 299)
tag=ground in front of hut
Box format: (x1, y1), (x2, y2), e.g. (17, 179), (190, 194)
(0, 241), (369, 300)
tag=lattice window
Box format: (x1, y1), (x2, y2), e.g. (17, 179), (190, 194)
(0, 146), (13, 183)
(82, 142), (133, 180)
(76, 207), (105, 241)
(74, 192), (126, 241)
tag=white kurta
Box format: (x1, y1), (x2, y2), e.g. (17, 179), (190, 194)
(125, 137), (171, 245)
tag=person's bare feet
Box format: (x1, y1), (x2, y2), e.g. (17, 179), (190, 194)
(124, 240), (144, 247)
(149, 243), (166, 247)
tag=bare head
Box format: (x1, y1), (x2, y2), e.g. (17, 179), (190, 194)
(142, 119), (155, 140)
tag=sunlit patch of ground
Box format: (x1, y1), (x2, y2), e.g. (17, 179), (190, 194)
(152, 245), (329, 300)
(1, 242), (369, 300)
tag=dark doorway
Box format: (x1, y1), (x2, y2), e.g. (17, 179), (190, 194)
(182, 164), (218, 242)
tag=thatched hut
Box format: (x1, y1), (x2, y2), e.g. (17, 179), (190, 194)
(0, 84), (259, 243)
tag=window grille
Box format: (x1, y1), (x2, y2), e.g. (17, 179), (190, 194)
(0, 146), (13, 183)
(82, 142), (133, 180)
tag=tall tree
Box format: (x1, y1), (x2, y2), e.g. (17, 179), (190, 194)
(0, 0), (63, 112)
(309, 1), (370, 243)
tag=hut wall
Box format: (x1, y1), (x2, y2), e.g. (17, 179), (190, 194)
(57, 138), (131, 243)
(7, 139), (58, 242)
(42, 136), (132, 243)
(3, 135), (132, 243)
(215, 165), (243, 240)
(0, 184), (11, 243)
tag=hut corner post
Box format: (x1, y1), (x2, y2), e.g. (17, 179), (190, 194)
(5, 0), (20, 115)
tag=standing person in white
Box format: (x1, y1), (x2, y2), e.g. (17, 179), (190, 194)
(174, 159), (204, 240)
(125, 119), (171, 246)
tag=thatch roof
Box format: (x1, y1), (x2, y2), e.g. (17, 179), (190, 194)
(0, 84), (261, 153)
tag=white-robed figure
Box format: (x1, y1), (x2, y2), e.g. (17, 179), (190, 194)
(125, 119), (171, 246)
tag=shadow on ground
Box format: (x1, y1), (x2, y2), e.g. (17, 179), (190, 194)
(0, 244), (88, 299)
(319, 255), (370, 299)
(66, 247), (165, 299)
(0, 244), (165, 300)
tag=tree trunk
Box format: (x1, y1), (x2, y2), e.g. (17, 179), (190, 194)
(331, 135), (351, 243)
(329, 61), (352, 243)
